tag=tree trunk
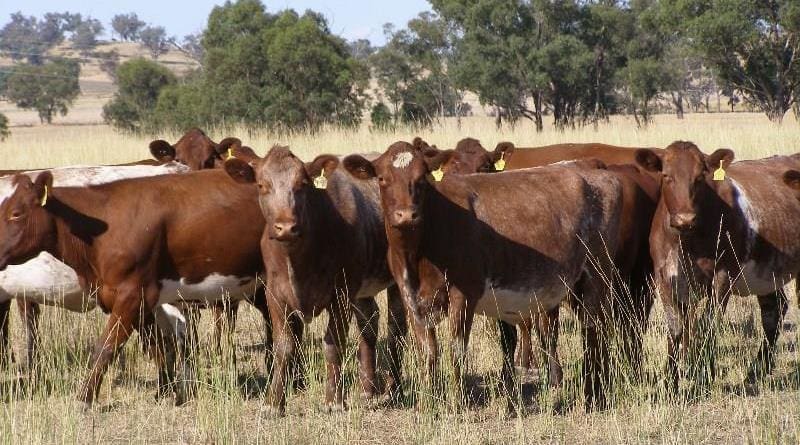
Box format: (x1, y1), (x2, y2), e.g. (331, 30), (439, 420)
(671, 92), (684, 119)
(533, 92), (544, 133)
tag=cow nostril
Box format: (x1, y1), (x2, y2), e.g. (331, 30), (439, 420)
(289, 224), (300, 234)
(410, 211), (419, 220)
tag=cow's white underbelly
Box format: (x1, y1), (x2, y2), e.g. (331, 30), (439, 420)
(0, 252), (91, 311)
(476, 282), (566, 323)
(157, 274), (258, 306)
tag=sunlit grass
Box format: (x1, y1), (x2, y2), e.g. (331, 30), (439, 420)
(0, 114), (799, 443)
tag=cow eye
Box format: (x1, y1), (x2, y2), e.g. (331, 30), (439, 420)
(8, 210), (23, 221)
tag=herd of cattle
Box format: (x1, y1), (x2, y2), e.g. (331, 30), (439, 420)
(1, 128), (799, 415)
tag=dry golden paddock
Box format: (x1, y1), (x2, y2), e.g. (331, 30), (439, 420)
(0, 113), (799, 444)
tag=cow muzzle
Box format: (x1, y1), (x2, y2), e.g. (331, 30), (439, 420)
(391, 208), (420, 229)
(270, 221), (301, 241)
(670, 212), (697, 231)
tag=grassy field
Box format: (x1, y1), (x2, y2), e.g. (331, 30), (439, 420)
(1, 113), (800, 444)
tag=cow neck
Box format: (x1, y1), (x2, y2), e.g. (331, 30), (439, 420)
(44, 187), (108, 283)
(281, 188), (338, 268)
(697, 179), (739, 235)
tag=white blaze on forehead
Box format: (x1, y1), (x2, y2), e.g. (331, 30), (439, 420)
(392, 151), (414, 169)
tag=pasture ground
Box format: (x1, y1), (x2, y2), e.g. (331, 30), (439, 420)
(1, 113), (800, 444)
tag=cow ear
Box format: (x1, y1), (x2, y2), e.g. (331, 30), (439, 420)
(493, 142), (515, 162)
(149, 140), (175, 163)
(216, 137), (241, 158)
(783, 170), (800, 190)
(342, 155), (376, 180)
(306, 154), (339, 180)
(706, 148), (735, 171)
(412, 137), (433, 152)
(33, 171), (53, 206)
(224, 158), (256, 184)
(635, 149), (663, 172)
(423, 148), (454, 172)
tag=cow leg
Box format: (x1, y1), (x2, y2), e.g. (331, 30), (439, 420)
(250, 286), (274, 371)
(515, 316), (534, 370)
(353, 298), (379, 399)
(154, 304), (194, 405)
(746, 291), (789, 382)
(322, 296), (351, 410)
(17, 299), (40, 371)
(0, 299), (11, 367)
(539, 307), (563, 389)
(498, 320), (518, 413)
(265, 304), (302, 415)
(384, 285), (407, 400)
(410, 312), (438, 391)
(574, 273), (611, 411)
(447, 288), (475, 405)
(78, 286), (142, 406)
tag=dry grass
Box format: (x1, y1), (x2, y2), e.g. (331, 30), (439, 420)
(0, 113), (799, 444)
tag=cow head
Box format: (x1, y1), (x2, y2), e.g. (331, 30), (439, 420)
(149, 128), (230, 170)
(343, 141), (452, 229)
(430, 137), (515, 174)
(224, 146), (338, 242)
(636, 141), (734, 232)
(0, 172), (55, 270)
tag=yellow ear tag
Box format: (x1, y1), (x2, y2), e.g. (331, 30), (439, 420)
(713, 167), (726, 181)
(494, 153), (506, 171)
(431, 167), (444, 182)
(226, 148), (234, 160)
(313, 172), (328, 189)
(41, 185), (48, 207)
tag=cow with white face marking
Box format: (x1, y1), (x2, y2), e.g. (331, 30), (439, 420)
(0, 164), (190, 371)
(224, 146), (407, 415)
(0, 168), (266, 406)
(635, 141), (800, 394)
(343, 141), (626, 411)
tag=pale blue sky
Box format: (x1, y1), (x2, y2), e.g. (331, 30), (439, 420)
(0, 0), (432, 44)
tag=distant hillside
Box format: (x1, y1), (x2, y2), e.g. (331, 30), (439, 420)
(0, 41), (199, 127)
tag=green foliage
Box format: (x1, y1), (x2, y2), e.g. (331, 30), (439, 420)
(370, 102), (394, 131)
(151, 0), (368, 132)
(0, 112), (9, 141)
(370, 12), (467, 128)
(71, 18), (103, 54)
(138, 26), (171, 60)
(617, 57), (672, 126)
(102, 58), (176, 131)
(111, 13), (145, 41)
(662, 0), (800, 122)
(3, 58), (80, 123)
(0, 13), (53, 64)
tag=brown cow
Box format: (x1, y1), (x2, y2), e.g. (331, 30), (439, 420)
(150, 132), (268, 361)
(149, 127), (226, 170)
(635, 142), (800, 394)
(223, 147), (407, 415)
(343, 141), (626, 411)
(428, 137), (659, 386)
(1, 162), (195, 371)
(0, 169), (269, 406)
(447, 139), (663, 175)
